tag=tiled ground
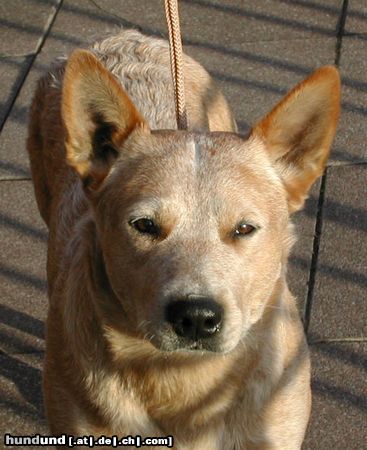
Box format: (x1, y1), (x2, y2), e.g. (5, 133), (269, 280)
(0, 1), (366, 449)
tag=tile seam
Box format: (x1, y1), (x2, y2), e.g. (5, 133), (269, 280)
(304, 0), (349, 333)
(0, 0), (64, 134)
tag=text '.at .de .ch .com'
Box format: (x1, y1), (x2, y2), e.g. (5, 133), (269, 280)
(4, 434), (174, 447)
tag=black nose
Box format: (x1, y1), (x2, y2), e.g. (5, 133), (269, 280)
(165, 297), (223, 341)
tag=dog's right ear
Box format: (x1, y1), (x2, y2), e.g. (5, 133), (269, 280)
(62, 49), (148, 191)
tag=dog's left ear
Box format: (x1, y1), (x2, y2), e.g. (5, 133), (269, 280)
(62, 49), (148, 191)
(251, 66), (340, 212)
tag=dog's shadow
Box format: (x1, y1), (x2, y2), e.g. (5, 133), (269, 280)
(0, 351), (45, 422)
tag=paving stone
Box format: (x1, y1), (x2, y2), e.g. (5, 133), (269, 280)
(308, 165), (367, 339)
(0, 0), (59, 55)
(0, 352), (50, 443)
(0, 181), (47, 354)
(39, 0), (124, 55)
(0, 54), (53, 180)
(304, 342), (367, 449)
(91, 0), (342, 44)
(0, 0), (123, 180)
(332, 36), (367, 164)
(345, 0), (367, 35)
(0, 56), (33, 130)
(185, 38), (336, 133)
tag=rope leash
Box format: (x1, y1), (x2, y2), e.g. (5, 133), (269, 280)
(164, 0), (188, 130)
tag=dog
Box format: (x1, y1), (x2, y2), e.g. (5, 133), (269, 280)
(27, 29), (340, 449)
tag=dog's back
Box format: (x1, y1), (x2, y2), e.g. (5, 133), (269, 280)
(91, 30), (235, 131)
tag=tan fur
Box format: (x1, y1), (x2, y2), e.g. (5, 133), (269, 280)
(27, 29), (340, 449)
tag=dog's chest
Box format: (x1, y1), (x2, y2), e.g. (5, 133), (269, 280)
(77, 366), (303, 449)
(91, 370), (241, 448)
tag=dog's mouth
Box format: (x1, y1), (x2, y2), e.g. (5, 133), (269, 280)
(187, 341), (202, 350)
(148, 330), (225, 354)
(174, 339), (214, 353)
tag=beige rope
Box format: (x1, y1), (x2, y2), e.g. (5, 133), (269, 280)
(164, 0), (188, 130)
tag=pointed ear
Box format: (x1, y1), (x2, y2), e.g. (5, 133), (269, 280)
(62, 49), (148, 191)
(251, 66), (340, 212)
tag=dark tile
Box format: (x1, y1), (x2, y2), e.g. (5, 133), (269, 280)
(332, 37), (367, 164)
(0, 56), (33, 129)
(39, 0), (124, 54)
(0, 181), (47, 354)
(0, 0), (123, 180)
(0, 0), (59, 55)
(185, 38), (336, 133)
(0, 352), (50, 440)
(304, 342), (367, 449)
(183, 0), (342, 43)
(92, 0), (342, 43)
(308, 165), (367, 338)
(345, 0), (367, 35)
(0, 54), (51, 180)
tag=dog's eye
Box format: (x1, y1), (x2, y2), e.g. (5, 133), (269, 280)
(130, 218), (160, 237)
(234, 223), (256, 237)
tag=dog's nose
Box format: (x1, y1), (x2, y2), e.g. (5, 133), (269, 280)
(165, 298), (223, 340)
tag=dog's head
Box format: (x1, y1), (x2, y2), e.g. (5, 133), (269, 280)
(62, 50), (340, 354)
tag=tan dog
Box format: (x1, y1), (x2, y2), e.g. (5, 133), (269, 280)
(27, 29), (340, 449)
